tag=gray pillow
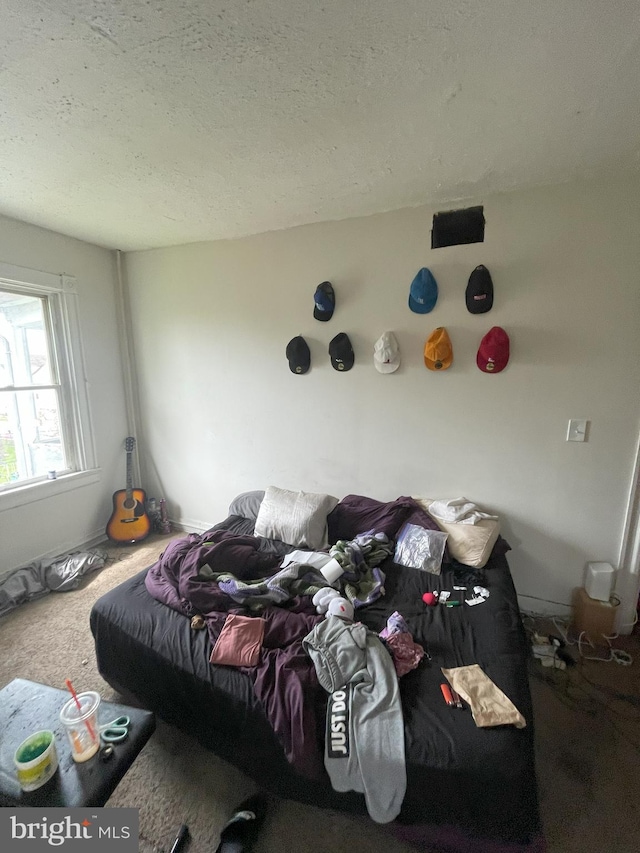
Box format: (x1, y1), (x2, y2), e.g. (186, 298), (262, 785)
(228, 490), (265, 521)
(254, 486), (339, 551)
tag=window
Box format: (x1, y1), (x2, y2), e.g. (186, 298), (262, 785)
(0, 262), (96, 497)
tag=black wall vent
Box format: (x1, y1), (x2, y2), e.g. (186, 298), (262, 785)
(431, 205), (485, 249)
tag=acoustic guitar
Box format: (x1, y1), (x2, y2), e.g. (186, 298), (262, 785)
(106, 437), (151, 543)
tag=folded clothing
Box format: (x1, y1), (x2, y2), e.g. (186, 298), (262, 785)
(441, 664), (526, 729)
(428, 497), (498, 526)
(210, 614), (266, 667)
(412, 497), (502, 568)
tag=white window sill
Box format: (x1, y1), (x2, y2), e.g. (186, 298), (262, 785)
(0, 469), (102, 512)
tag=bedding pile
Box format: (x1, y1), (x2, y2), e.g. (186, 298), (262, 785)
(145, 488), (426, 808)
(91, 489), (542, 848)
(145, 527), (324, 778)
(144, 507), (401, 788)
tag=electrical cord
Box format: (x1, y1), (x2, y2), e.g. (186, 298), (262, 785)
(620, 609), (639, 630)
(529, 656), (640, 752)
(550, 616), (634, 666)
(519, 594), (571, 609)
(526, 613), (640, 752)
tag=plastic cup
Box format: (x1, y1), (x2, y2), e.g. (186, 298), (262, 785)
(14, 730), (59, 791)
(59, 691), (101, 762)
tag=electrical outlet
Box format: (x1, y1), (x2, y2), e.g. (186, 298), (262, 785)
(567, 419), (589, 442)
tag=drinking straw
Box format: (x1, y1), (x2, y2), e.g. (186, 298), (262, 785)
(65, 679), (98, 744)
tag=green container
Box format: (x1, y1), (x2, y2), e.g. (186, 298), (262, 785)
(14, 730), (58, 791)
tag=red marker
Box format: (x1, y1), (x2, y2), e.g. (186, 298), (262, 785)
(440, 683), (455, 707)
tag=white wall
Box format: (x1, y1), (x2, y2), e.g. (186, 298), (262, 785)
(124, 172), (640, 616)
(0, 215), (128, 571)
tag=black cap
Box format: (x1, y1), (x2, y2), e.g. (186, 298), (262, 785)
(328, 333), (354, 371)
(313, 281), (335, 321)
(286, 336), (311, 374)
(465, 265), (494, 314)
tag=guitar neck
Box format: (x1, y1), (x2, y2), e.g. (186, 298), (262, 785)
(126, 451), (133, 502)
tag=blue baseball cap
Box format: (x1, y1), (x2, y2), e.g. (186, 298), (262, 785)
(408, 268), (438, 314)
(313, 281), (335, 321)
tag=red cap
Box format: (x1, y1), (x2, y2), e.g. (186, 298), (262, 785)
(477, 326), (510, 373)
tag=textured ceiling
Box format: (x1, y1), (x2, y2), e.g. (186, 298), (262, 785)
(1, 0), (639, 250)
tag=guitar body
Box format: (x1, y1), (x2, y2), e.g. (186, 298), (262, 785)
(106, 488), (151, 543)
(106, 437), (151, 544)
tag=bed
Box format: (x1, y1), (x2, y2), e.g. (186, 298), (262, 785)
(90, 491), (542, 852)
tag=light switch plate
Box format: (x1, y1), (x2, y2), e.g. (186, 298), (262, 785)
(567, 419), (589, 442)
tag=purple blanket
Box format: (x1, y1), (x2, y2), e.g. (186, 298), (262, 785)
(145, 530), (324, 778)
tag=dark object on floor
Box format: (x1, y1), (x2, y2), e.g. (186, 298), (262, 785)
(169, 823), (190, 853)
(431, 205), (485, 248)
(0, 550), (107, 617)
(215, 793), (267, 853)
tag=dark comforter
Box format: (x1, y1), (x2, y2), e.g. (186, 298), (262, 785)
(90, 515), (541, 849)
(144, 527), (324, 779)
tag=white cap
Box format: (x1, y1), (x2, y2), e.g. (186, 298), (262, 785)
(373, 332), (400, 374)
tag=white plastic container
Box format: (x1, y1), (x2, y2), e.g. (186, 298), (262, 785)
(584, 561), (615, 602)
(320, 557), (344, 585)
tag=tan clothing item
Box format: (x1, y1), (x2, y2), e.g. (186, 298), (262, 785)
(441, 664), (526, 729)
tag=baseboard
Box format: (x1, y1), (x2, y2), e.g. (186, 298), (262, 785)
(0, 520), (207, 583)
(170, 517), (211, 534)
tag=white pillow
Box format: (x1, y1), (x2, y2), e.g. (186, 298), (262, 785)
(254, 486), (339, 550)
(412, 497), (501, 568)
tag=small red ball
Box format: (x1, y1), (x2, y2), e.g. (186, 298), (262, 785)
(422, 592), (437, 606)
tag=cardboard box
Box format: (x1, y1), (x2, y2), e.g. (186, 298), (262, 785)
(570, 586), (617, 645)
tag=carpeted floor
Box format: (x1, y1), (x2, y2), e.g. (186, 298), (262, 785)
(1, 534), (639, 852)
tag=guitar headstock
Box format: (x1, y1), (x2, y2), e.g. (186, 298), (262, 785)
(125, 436), (136, 453)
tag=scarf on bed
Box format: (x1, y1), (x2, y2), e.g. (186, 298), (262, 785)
(199, 560), (328, 610)
(329, 531), (393, 608)
(202, 531), (392, 611)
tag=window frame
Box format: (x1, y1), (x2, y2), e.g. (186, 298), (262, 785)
(0, 261), (99, 510)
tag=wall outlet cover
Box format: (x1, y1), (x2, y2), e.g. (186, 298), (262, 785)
(567, 419), (589, 442)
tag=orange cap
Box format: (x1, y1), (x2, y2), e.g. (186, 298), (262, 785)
(424, 327), (453, 371)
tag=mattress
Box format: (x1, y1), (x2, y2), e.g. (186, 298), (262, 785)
(90, 515), (541, 850)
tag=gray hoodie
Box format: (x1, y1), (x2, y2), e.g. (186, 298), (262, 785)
(303, 616), (406, 823)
